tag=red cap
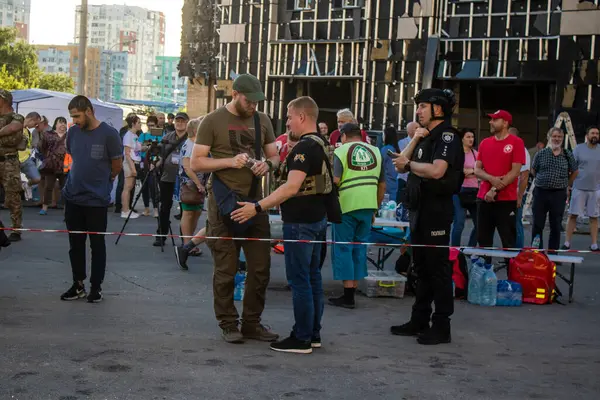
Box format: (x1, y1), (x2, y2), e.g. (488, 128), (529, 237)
(487, 110), (512, 125)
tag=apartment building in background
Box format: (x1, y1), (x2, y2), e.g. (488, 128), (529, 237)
(0, 0), (31, 41)
(74, 4), (166, 101)
(181, 0), (600, 144)
(151, 56), (187, 105)
(35, 45), (101, 98)
(100, 51), (129, 102)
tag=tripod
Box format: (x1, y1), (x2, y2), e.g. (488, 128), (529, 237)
(115, 165), (177, 252)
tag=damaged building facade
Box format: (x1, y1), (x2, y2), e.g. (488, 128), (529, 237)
(180, 0), (600, 145)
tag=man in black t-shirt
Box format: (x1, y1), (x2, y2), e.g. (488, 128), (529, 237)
(232, 96), (333, 354)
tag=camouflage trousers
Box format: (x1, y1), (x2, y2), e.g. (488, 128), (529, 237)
(0, 157), (23, 234)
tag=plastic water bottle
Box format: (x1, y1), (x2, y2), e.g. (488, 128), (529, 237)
(234, 271), (246, 301)
(468, 257), (485, 305)
(532, 234), (541, 249)
(480, 264), (497, 306)
(496, 280), (523, 306)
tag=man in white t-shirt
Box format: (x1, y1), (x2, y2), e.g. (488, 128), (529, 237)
(509, 127), (530, 248)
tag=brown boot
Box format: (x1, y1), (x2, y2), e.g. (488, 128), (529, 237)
(241, 324), (279, 342)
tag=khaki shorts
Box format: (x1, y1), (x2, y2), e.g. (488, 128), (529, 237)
(123, 161), (135, 178)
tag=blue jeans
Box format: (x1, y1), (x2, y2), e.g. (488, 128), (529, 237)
(332, 209), (372, 281)
(450, 194), (477, 247)
(283, 218), (328, 342)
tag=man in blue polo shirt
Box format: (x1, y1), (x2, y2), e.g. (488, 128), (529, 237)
(61, 96), (123, 303)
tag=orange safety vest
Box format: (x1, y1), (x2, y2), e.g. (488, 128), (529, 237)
(63, 153), (72, 174)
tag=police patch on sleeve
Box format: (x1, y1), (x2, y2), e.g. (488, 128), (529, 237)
(442, 132), (454, 143)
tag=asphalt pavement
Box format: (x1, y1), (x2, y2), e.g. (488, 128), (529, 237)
(1, 207), (599, 400)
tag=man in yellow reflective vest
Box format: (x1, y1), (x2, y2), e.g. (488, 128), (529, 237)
(330, 123), (386, 308)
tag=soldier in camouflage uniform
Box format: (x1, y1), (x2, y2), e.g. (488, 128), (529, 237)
(0, 89), (26, 242)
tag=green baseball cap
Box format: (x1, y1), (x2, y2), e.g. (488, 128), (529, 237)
(232, 74), (266, 102)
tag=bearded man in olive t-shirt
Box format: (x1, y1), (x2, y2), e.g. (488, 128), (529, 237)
(191, 74), (281, 344)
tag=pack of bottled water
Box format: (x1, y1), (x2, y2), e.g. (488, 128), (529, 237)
(468, 256), (497, 306)
(379, 194), (397, 220)
(496, 280), (523, 306)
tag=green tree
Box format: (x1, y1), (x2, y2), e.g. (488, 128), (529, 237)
(1, 27), (75, 94)
(0, 65), (26, 90)
(0, 27), (40, 87)
(38, 73), (75, 93)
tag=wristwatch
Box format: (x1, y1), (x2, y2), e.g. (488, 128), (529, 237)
(405, 161), (412, 172)
(255, 202), (263, 214)
(265, 159), (274, 171)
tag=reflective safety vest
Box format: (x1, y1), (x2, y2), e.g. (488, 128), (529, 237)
(335, 141), (382, 213)
(63, 153), (72, 174)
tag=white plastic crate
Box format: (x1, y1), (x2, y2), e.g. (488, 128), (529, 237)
(359, 270), (407, 298)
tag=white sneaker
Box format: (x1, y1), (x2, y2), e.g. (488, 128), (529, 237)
(121, 211), (140, 219)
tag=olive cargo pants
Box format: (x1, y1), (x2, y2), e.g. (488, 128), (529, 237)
(205, 192), (272, 329)
(0, 157), (23, 235)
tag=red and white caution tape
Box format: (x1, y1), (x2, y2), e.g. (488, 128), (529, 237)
(0, 227), (597, 254)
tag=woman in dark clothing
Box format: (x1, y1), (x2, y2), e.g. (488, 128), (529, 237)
(39, 117), (68, 215)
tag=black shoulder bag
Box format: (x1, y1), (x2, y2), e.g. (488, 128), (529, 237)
(212, 113), (262, 235)
(320, 145), (342, 224)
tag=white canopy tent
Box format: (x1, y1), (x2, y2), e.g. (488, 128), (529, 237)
(10, 89), (124, 129)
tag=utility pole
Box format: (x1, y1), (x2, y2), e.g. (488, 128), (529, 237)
(77, 0), (88, 96)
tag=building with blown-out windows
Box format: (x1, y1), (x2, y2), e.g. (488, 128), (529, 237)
(180, 0), (599, 146)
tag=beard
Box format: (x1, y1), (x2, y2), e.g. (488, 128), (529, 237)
(590, 137), (599, 145)
(550, 142), (562, 150)
(79, 116), (90, 130)
(234, 99), (254, 118)
(289, 131), (302, 141)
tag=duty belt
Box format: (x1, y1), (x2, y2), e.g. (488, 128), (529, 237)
(0, 154), (18, 162)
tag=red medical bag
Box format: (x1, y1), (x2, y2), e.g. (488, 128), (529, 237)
(508, 250), (557, 304)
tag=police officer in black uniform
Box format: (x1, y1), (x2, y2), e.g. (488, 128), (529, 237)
(389, 88), (463, 345)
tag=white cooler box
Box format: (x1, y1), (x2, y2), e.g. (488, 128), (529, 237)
(359, 270), (407, 298)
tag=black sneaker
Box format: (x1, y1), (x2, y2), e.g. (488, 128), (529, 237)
(311, 336), (322, 348)
(114, 206), (122, 213)
(270, 335), (312, 354)
(590, 245), (599, 253)
(390, 320), (430, 336)
(87, 287), (103, 303)
(60, 283), (86, 301)
(153, 237), (166, 247)
(8, 233), (21, 242)
(175, 246), (189, 270)
(417, 324), (451, 345)
(328, 295), (355, 309)
(0, 234), (10, 248)
(561, 244), (571, 250)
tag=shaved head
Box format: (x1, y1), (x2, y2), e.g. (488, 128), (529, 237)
(406, 121), (420, 138)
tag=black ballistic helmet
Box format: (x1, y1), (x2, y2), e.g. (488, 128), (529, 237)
(414, 88), (456, 120)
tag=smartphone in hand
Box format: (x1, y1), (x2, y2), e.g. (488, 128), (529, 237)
(387, 149), (398, 158)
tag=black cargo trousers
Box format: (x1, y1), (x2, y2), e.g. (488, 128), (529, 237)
(409, 198), (454, 326)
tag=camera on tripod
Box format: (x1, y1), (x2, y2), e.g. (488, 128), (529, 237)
(147, 141), (161, 161)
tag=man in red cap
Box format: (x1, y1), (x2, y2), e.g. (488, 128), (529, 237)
(475, 110), (525, 255)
